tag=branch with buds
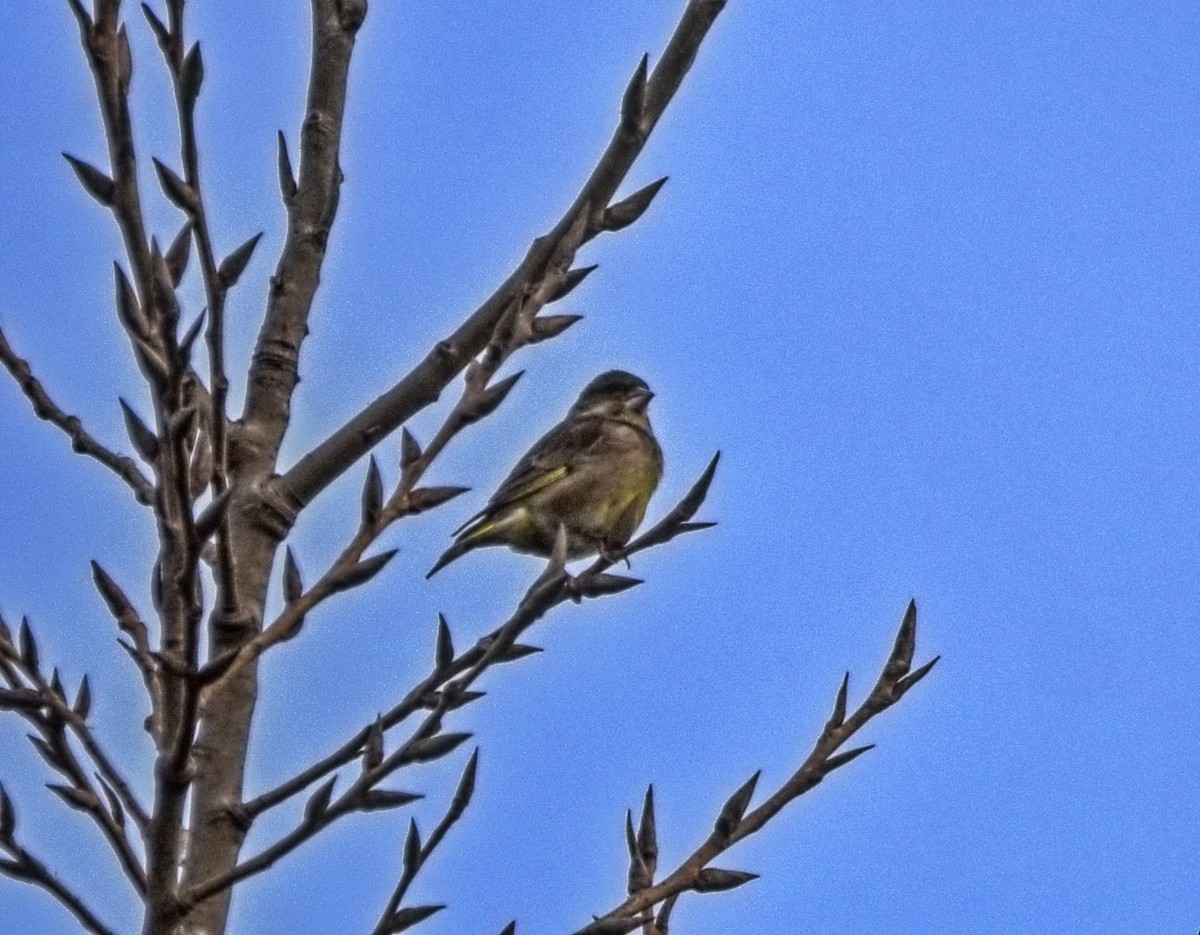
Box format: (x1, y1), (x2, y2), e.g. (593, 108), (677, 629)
(177, 456), (719, 916)
(0, 615), (149, 898)
(571, 601), (937, 934)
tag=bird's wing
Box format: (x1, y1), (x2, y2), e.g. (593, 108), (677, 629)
(451, 417), (609, 536)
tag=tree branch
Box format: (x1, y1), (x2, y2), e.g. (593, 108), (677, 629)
(371, 750), (477, 935)
(0, 618), (148, 894)
(232, 456), (718, 825)
(275, 0), (727, 514)
(0, 326), (154, 504)
(144, 2), (245, 615)
(238, 0), (367, 471)
(0, 784), (117, 935)
(580, 602), (938, 931)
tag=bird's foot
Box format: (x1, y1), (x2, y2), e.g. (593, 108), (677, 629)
(600, 544), (631, 569)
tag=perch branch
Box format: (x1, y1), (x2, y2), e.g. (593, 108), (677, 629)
(235, 455), (717, 823)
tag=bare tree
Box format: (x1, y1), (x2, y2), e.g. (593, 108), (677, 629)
(0, 2), (936, 933)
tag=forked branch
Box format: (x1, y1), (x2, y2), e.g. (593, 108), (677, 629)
(575, 601), (938, 933)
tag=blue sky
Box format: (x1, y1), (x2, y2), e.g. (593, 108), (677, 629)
(1, 2), (1199, 933)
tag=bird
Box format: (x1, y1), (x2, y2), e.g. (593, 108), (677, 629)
(426, 370), (663, 578)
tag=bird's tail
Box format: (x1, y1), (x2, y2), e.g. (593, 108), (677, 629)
(425, 539), (474, 578)
(427, 514), (509, 578)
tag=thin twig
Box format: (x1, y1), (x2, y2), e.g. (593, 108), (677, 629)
(149, 5), (241, 615)
(0, 327), (154, 504)
(584, 602), (938, 930)
(371, 750), (477, 935)
(0, 630), (148, 893)
(0, 832), (117, 935)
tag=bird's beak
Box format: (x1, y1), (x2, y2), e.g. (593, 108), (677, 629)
(629, 389), (654, 414)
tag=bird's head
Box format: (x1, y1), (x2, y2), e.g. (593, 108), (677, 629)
(571, 370), (655, 425)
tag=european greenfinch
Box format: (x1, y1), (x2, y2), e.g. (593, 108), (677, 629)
(427, 370), (663, 577)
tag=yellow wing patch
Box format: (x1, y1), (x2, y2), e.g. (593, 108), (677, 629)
(496, 464), (570, 507)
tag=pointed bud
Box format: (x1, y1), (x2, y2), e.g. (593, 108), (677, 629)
(119, 398), (160, 463)
(545, 264), (597, 303)
(66, 0), (93, 34)
(28, 735), (61, 770)
(165, 221), (193, 286)
(180, 42), (204, 112)
(692, 868), (759, 893)
(217, 232), (263, 288)
(193, 488), (232, 543)
(573, 573), (643, 599)
(18, 618), (38, 674)
(823, 744), (874, 774)
(73, 676), (92, 720)
(304, 776), (336, 823)
(887, 599), (919, 678)
(626, 809), (649, 893)
(62, 153), (115, 206)
(113, 263), (148, 338)
(47, 670), (66, 708)
(91, 561), (133, 621)
(435, 614), (454, 671)
(403, 732), (471, 764)
(602, 177), (668, 232)
(675, 521), (717, 535)
(460, 371), (523, 426)
(330, 549), (397, 593)
(178, 308), (207, 365)
(400, 427), (421, 471)
(714, 771), (760, 843)
(277, 130), (297, 203)
(894, 655), (940, 699)
(497, 643), (542, 664)
(621, 53), (649, 129)
(406, 486), (469, 514)
(446, 748), (478, 824)
(153, 158), (198, 211)
(529, 315), (583, 344)
(282, 547), (303, 603)
(95, 775), (123, 829)
(638, 784), (657, 870)
(675, 451), (720, 522)
(403, 817), (422, 877)
(361, 790), (423, 812)
(361, 456), (383, 526)
(141, 3), (170, 50)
